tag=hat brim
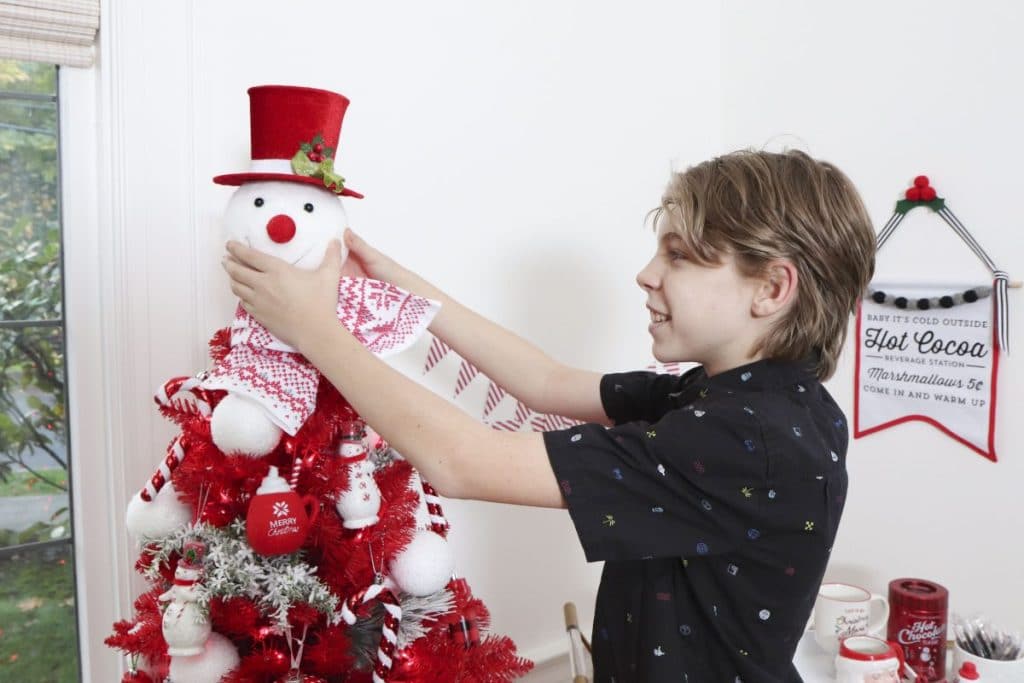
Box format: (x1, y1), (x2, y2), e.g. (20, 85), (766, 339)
(213, 172), (363, 199)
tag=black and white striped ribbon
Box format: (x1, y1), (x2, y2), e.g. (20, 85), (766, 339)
(875, 203), (1010, 352)
(874, 211), (907, 250)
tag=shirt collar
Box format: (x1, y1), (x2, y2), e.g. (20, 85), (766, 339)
(692, 355), (820, 392)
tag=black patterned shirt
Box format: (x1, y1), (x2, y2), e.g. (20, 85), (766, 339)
(543, 358), (848, 682)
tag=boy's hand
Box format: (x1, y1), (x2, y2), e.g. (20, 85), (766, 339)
(343, 228), (411, 287)
(223, 239), (343, 351)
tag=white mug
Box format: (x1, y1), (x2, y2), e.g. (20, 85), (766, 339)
(954, 643), (1024, 682)
(808, 582), (890, 654)
(835, 635), (904, 683)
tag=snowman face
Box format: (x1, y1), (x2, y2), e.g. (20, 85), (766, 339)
(223, 181), (349, 270)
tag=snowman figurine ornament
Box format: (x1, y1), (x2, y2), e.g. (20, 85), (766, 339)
(203, 85), (439, 457)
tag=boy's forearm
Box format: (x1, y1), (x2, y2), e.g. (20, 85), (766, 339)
(297, 319), (563, 507)
(380, 269), (607, 422)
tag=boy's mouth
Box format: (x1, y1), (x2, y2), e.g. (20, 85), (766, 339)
(647, 306), (671, 324)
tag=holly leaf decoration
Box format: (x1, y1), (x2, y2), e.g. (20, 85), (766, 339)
(317, 159), (346, 192)
(290, 150), (347, 194)
(291, 150), (319, 176)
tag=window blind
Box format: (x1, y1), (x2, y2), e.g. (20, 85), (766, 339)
(0, 0), (99, 67)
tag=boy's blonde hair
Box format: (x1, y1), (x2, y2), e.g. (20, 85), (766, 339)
(653, 149), (875, 380)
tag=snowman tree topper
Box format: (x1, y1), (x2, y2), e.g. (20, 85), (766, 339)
(203, 85), (438, 457)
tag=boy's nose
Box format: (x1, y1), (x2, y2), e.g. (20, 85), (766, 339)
(636, 259), (659, 290)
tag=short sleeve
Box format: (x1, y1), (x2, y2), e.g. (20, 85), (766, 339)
(545, 402), (769, 562)
(600, 369), (698, 424)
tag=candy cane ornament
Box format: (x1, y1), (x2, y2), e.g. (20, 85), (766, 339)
(154, 376), (214, 418)
(340, 582), (402, 683)
(140, 436), (187, 502)
(420, 481), (449, 537)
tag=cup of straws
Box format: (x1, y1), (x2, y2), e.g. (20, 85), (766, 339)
(952, 614), (1024, 682)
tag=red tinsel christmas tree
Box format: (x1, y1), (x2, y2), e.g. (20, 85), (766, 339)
(106, 327), (532, 682)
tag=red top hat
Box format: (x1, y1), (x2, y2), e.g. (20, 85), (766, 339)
(213, 85), (363, 198)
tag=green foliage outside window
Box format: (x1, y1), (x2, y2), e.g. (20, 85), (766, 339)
(0, 60), (80, 683)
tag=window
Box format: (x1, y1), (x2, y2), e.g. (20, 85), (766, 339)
(0, 60), (80, 682)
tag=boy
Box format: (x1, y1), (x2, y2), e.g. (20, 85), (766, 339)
(224, 149), (876, 681)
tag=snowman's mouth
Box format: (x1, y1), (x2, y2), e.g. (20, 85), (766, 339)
(289, 244), (315, 266)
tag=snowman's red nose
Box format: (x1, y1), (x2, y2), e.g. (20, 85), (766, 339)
(266, 214), (296, 243)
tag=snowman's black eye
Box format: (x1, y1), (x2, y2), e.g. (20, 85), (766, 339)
(303, 203), (315, 213)
(254, 197), (264, 207)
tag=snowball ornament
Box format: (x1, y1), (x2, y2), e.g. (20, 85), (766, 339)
(167, 632), (239, 683)
(209, 392), (286, 457)
(125, 482), (192, 539)
(390, 529), (456, 597)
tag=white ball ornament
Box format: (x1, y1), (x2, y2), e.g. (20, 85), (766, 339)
(390, 529), (455, 597)
(168, 632), (239, 683)
(209, 393), (282, 457)
(125, 482), (192, 539)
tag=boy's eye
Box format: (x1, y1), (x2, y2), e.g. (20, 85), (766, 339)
(668, 250), (687, 262)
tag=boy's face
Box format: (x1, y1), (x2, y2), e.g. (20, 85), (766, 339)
(636, 227), (764, 374)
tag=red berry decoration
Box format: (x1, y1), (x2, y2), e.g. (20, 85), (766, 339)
(313, 143), (323, 153)
(914, 175), (930, 188)
(905, 187), (923, 201)
(921, 186), (937, 201)
(307, 151), (317, 161)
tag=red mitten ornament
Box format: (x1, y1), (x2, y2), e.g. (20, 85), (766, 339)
(246, 466), (319, 555)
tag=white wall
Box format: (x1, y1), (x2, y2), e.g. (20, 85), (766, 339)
(70, 1), (721, 679)
(71, 2), (1023, 681)
(721, 0), (1024, 629)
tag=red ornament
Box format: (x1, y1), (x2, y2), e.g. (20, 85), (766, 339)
(275, 672), (327, 683)
(921, 186), (937, 201)
(449, 618), (481, 647)
(914, 175), (930, 188)
(246, 466), (320, 555)
(200, 501), (235, 527)
(905, 187), (922, 201)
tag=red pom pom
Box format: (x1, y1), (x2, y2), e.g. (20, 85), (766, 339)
(122, 671), (154, 683)
(905, 187), (922, 201)
(921, 186), (937, 201)
(914, 175), (930, 188)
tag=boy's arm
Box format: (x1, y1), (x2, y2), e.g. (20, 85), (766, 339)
(300, 316), (567, 508)
(344, 229), (609, 424)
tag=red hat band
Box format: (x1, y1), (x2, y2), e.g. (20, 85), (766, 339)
(213, 85), (363, 198)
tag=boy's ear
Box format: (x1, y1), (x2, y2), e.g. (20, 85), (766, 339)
(751, 259), (798, 318)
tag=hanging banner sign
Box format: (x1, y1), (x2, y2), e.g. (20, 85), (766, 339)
(854, 281), (999, 461)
